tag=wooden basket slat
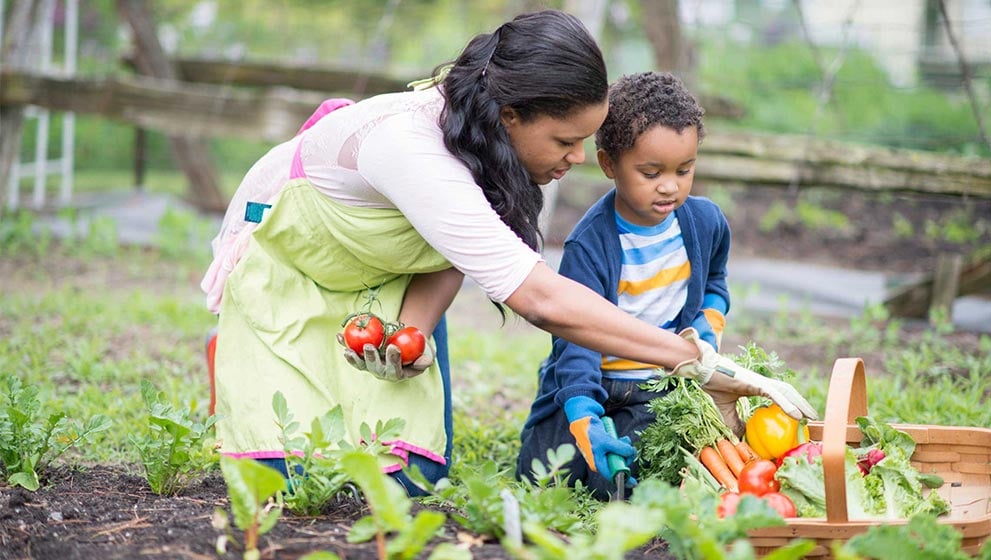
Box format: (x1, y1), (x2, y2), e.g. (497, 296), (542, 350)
(748, 358), (991, 558)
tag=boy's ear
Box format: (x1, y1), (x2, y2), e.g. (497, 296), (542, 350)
(597, 149), (616, 179)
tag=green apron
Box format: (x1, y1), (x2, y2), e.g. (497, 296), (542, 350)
(215, 179), (452, 470)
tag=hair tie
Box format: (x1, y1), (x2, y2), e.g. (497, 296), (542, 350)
(481, 27), (502, 78)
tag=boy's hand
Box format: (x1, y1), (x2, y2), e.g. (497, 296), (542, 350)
(671, 329), (818, 435)
(563, 396), (636, 481)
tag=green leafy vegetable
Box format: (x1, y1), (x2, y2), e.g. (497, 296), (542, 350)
(637, 377), (734, 485)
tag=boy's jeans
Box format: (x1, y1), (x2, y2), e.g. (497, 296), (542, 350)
(516, 378), (665, 501)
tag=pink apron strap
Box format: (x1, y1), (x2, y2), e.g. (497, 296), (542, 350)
(290, 98), (355, 180)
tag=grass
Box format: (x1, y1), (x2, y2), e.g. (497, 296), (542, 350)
(2, 211), (989, 472)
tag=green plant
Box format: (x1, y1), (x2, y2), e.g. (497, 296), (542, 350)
(836, 513), (985, 559)
(430, 444), (587, 541)
(272, 393), (350, 516)
(891, 212), (915, 239)
(340, 450), (449, 560)
(0, 210), (50, 257)
(130, 379), (218, 496)
(154, 206), (215, 261)
(215, 455), (285, 560)
(0, 372), (111, 490)
(758, 201), (793, 233)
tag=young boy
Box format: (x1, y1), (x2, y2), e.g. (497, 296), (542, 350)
(516, 72), (732, 500)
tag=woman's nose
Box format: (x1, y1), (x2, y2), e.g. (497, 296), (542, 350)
(566, 144), (586, 165)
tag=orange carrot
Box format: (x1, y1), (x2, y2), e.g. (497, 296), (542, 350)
(717, 439), (746, 478)
(700, 446), (738, 492)
(736, 441), (760, 464)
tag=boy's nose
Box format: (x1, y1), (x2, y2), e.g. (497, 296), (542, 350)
(656, 177), (678, 194)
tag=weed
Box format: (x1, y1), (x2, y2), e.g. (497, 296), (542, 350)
(215, 456), (285, 560)
(272, 393), (350, 516)
(0, 372), (111, 490)
(340, 450), (448, 560)
(130, 379), (218, 496)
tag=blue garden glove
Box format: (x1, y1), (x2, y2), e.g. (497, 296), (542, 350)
(564, 396), (637, 484)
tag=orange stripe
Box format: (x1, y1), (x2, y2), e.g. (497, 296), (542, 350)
(569, 417), (597, 473)
(601, 357), (662, 370)
(618, 262), (691, 296)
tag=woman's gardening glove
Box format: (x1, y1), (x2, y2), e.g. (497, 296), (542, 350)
(336, 334), (434, 382)
(671, 328), (818, 437)
(564, 396), (637, 485)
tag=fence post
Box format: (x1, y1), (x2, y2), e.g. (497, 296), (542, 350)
(930, 253), (964, 323)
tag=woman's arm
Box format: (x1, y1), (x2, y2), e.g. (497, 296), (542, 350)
(504, 262), (699, 368)
(398, 267), (464, 335)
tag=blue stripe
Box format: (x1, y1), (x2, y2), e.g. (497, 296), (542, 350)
(616, 211), (675, 236)
(621, 236), (685, 265)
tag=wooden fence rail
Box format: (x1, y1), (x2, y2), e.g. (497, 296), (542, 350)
(4, 69), (990, 200)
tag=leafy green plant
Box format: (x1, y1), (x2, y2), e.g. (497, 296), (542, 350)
(630, 479), (815, 560)
(215, 455), (285, 560)
(0, 210), (51, 257)
(513, 500), (666, 560)
(155, 206), (215, 261)
(430, 444), (587, 541)
(130, 379), (218, 496)
(273, 392), (351, 515)
(340, 450), (449, 560)
(0, 372), (111, 490)
(836, 513), (989, 559)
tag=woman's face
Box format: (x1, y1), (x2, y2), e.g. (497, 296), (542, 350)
(500, 101), (608, 185)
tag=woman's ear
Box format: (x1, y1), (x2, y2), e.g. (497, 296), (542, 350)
(499, 106), (519, 128)
(597, 149), (616, 179)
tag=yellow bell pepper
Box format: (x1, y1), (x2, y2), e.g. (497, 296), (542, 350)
(745, 404), (810, 461)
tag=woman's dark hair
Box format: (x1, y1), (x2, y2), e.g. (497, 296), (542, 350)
(595, 71), (705, 162)
(438, 10), (608, 252)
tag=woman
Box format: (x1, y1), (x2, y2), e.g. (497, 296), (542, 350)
(201, 10), (815, 496)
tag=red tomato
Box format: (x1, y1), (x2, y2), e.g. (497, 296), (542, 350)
(717, 492), (742, 518)
(738, 459), (780, 496)
(387, 326), (426, 365)
(342, 314), (385, 354)
(762, 492), (797, 517)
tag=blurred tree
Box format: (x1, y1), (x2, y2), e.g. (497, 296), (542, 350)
(638, 0), (696, 89)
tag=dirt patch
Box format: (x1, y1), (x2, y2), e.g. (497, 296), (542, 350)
(0, 465), (675, 560)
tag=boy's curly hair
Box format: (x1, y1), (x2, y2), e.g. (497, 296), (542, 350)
(595, 72), (705, 161)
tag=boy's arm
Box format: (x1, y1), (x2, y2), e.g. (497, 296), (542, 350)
(690, 210), (732, 350)
(552, 241), (612, 406)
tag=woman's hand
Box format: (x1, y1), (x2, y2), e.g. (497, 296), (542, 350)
(336, 334), (435, 382)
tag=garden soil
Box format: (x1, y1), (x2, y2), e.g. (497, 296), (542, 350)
(2, 183), (990, 560)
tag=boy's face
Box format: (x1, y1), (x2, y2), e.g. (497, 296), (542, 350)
(598, 124), (699, 227)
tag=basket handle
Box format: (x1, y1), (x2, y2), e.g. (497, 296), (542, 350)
(821, 358), (869, 523)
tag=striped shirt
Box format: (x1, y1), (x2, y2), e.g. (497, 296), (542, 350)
(601, 211), (689, 379)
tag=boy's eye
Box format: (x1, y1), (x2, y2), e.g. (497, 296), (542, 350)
(558, 140), (576, 147)
(642, 171), (660, 179)
(677, 167), (693, 176)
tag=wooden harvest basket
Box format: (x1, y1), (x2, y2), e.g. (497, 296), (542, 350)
(748, 358), (991, 558)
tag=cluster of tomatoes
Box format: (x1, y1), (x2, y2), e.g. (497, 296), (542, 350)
(716, 459), (797, 518)
(341, 312), (426, 366)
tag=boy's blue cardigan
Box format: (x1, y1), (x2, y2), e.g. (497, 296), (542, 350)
(523, 190), (732, 428)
